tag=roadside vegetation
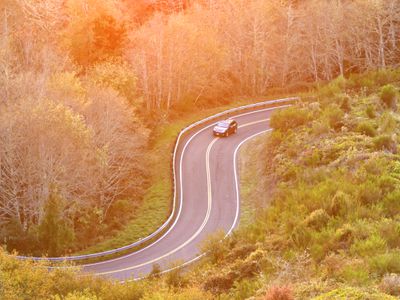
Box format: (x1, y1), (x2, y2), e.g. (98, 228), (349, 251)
(1, 0), (400, 298)
(1, 0), (399, 257)
(2, 70), (400, 300)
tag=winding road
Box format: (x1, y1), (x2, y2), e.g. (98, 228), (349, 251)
(81, 105), (289, 281)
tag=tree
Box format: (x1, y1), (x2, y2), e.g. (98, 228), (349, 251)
(63, 0), (127, 67)
(38, 189), (74, 256)
(132, 10), (225, 113)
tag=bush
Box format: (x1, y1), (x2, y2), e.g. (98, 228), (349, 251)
(323, 105), (344, 131)
(318, 75), (346, 98)
(380, 273), (400, 296)
(340, 264), (370, 285)
(266, 130), (285, 153)
(356, 121), (376, 137)
(347, 73), (376, 93)
(340, 95), (352, 112)
(264, 285), (294, 300)
(332, 224), (355, 250)
(312, 287), (397, 300)
(203, 273), (235, 294)
(231, 258), (260, 280)
(291, 224), (311, 248)
(380, 84), (398, 110)
(226, 243), (257, 261)
(149, 263), (162, 278)
(201, 231), (227, 264)
(379, 219), (400, 248)
(383, 190), (400, 217)
(270, 107), (310, 132)
(373, 135), (397, 153)
(230, 279), (261, 300)
(327, 191), (350, 217)
(366, 104), (376, 118)
(311, 120), (330, 136)
(379, 112), (397, 134)
(304, 209), (330, 230)
(369, 252), (400, 276)
(165, 261), (187, 288)
(358, 180), (382, 205)
(350, 235), (387, 257)
(323, 254), (345, 276)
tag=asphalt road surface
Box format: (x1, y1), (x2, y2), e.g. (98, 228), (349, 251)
(82, 106), (286, 281)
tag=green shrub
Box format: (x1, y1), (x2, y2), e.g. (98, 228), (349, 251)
(358, 180), (382, 205)
(366, 104), (376, 118)
(247, 249), (275, 274)
(323, 105), (344, 131)
(203, 272), (235, 294)
(304, 149), (322, 167)
(311, 120), (330, 136)
(378, 174), (397, 194)
(165, 263), (187, 288)
(350, 235), (387, 257)
(340, 264), (370, 285)
(380, 84), (398, 110)
(312, 287), (397, 300)
(379, 219), (400, 249)
(340, 95), (352, 112)
(356, 121), (377, 137)
(201, 231), (227, 264)
(266, 130), (284, 152)
(369, 252), (400, 276)
(331, 224), (355, 250)
(310, 243), (326, 262)
(149, 263), (162, 278)
(230, 279), (261, 300)
(322, 254), (345, 277)
(379, 112), (397, 134)
(226, 243), (257, 261)
(304, 209), (330, 230)
(270, 107), (310, 132)
(327, 191), (350, 217)
(373, 135), (397, 153)
(318, 75), (347, 98)
(291, 224), (311, 248)
(231, 258), (260, 280)
(383, 190), (400, 217)
(347, 72), (377, 92)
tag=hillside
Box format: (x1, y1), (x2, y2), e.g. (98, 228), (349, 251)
(1, 0), (400, 258)
(1, 71), (400, 299)
(1, 0), (400, 298)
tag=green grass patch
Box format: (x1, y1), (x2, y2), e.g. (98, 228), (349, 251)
(238, 134), (271, 227)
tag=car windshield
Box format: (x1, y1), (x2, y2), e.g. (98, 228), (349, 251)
(217, 122), (229, 128)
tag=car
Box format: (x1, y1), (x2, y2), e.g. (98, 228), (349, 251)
(213, 119), (238, 137)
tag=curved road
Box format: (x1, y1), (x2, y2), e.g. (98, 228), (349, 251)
(82, 106), (286, 281)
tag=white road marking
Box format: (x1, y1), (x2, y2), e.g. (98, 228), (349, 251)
(128, 129), (273, 282)
(239, 118), (270, 128)
(95, 138), (218, 275)
(52, 105), (289, 279)
(81, 107), (283, 270)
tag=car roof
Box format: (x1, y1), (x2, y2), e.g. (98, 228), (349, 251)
(218, 119), (236, 124)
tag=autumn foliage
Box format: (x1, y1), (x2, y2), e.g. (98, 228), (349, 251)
(1, 0), (400, 258)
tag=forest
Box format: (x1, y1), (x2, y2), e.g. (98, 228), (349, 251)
(0, 0), (399, 256)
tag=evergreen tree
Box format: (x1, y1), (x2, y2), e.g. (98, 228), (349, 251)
(38, 190), (74, 256)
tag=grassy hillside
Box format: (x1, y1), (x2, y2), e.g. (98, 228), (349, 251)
(2, 70), (400, 299)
